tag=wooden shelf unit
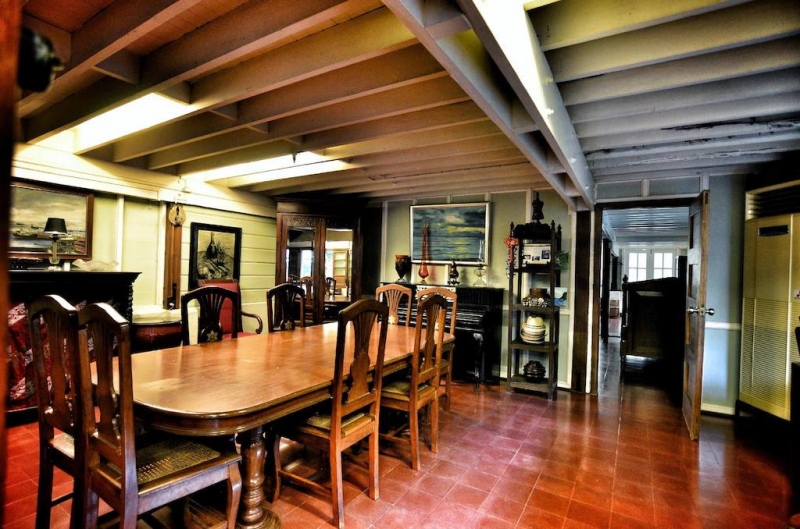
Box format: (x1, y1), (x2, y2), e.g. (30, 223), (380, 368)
(506, 220), (561, 400)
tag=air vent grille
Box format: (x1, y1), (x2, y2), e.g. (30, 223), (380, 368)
(751, 185), (800, 218)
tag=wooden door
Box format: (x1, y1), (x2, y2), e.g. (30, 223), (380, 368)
(684, 190), (711, 440)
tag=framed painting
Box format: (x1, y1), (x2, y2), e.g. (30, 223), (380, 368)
(410, 203), (490, 265)
(9, 180), (94, 260)
(189, 223), (242, 290)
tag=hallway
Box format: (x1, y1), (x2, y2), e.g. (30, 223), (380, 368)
(4, 339), (794, 528)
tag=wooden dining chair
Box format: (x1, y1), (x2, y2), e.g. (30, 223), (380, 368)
(266, 282), (306, 332)
(418, 286), (458, 411)
(28, 294), (86, 529)
(380, 293), (447, 470)
(77, 302), (243, 528)
(297, 275), (315, 325)
(376, 283), (412, 326)
(181, 285), (241, 344)
(268, 299), (389, 529)
(198, 278), (263, 335)
(325, 276), (337, 297)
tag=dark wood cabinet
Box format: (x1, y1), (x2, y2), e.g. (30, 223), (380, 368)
(7, 270), (140, 414)
(275, 199), (363, 325)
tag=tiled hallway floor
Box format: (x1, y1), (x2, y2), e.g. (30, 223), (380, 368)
(4, 338), (795, 528)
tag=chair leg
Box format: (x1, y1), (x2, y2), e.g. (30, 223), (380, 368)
(368, 431), (379, 500)
(36, 452), (53, 529)
(84, 489), (100, 529)
(409, 406), (421, 471)
(444, 362), (453, 411)
(225, 461), (242, 529)
(430, 398), (439, 453)
(330, 449), (344, 529)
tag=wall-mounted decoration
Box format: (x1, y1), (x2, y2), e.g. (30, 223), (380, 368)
(410, 203), (489, 265)
(189, 223), (241, 290)
(9, 181), (94, 261)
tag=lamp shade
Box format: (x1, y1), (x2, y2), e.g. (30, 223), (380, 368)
(44, 217), (67, 235)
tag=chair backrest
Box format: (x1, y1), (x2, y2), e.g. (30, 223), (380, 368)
(28, 294), (82, 449)
(331, 299), (389, 431)
(181, 285), (240, 344)
(266, 283), (306, 332)
(77, 302), (138, 509)
(325, 277), (337, 297)
(298, 276), (314, 304)
(376, 284), (412, 326)
(410, 294), (447, 392)
(198, 278), (243, 333)
(417, 286), (457, 333)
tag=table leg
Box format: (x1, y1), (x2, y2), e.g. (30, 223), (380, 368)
(236, 426), (280, 528)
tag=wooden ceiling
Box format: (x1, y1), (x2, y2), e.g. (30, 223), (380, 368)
(16, 0), (800, 210)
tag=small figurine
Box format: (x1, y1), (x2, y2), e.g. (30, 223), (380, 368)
(448, 260), (460, 286)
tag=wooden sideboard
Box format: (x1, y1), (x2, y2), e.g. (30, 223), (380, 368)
(7, 270), (140, 414)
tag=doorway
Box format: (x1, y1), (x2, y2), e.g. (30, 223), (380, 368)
(594, 201), (695, 417)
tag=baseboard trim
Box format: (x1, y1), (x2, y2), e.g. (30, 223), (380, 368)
(701, 403), (735, 416)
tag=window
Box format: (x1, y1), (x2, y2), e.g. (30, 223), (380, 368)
(624, 249), (680, 281)
(627, 252), (647, 282)
(653, 252), (675, 279)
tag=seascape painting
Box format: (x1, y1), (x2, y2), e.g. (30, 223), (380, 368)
(9, 182), (93, 259)
(410, 203), (489, 265)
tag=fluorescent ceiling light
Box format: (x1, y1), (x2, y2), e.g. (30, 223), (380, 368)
(184, 151), (355, 186)
(34, 93), (194, 153)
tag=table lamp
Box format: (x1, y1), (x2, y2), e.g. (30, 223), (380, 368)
(44, 217), (67, 269)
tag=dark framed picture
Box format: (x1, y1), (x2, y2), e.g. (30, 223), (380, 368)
(410, 203), (490, 265)
(189, 223), (242, 290)
(9, 180), (94, 260)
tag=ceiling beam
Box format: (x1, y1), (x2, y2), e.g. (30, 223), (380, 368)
(529, 0), (747, 50)
(545, 0), (800, 83)
(384, 0), (591, 210)
(560, 37), (800, 106)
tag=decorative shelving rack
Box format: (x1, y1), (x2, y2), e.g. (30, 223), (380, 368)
(506, 219), (562, 400)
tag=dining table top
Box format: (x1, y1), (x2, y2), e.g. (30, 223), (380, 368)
(130, 321), (454, 436)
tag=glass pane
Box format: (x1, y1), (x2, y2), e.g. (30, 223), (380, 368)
(654, 253), (663, 267)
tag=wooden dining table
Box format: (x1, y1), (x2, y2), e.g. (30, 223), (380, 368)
(129, 321), (454, 528)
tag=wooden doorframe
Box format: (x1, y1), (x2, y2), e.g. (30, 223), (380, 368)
(1, 1), (23, 517)
(588, 197), (696, 397)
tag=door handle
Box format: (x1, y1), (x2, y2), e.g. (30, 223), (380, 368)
(687, 306), (715, 316)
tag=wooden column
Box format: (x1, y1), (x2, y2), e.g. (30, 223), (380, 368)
(163, 208), (183, 308)
(571, 211), (592, 393)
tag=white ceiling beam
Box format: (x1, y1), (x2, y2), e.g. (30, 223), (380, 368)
(384, 0), (589, 210)
(302, 101), (488, 150)
(546, 0), (800, 83)
(588, 135), (800, 171)
(575, 92), (800, 138)
(529, 0), (750, 51)
(592, 153), (783, 177)
(593, 164), (758, 183)
(192, 8), (415, 108)
(560, 37), (800, 106)
(569, 69), (800, 124)
(151, 80), (474, 170)
(581, 118), (800, 151)
(237, 151), (527, 193)
(587, 130), (800, 163)
(113, 45), (446, 161)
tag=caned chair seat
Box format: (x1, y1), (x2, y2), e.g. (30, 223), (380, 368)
(79, 302), (242, 528)
(303, 412), (368, 433)
(381, 380), (432, 400)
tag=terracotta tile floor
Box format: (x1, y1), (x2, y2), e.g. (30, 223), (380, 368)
(3, 338), (796, 528)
